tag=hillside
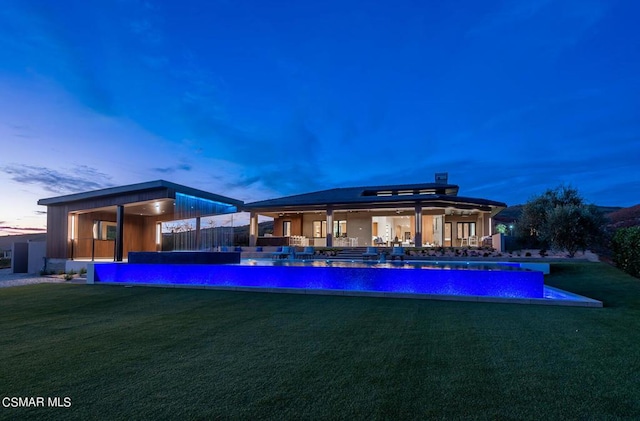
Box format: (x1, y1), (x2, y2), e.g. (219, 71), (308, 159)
(494, 205), (624, 225)
(606, 204), (640, 229)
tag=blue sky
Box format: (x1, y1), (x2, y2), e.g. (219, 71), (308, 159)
(1, 0), (639, 234)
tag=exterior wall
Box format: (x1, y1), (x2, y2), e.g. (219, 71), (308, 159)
(422, 215), (434, 245)
(28, 241), (47, 274)
(273, 215), (303, 236)
(11, 243), (29, 273)
(444, 215), (481, 247)
(123, 214), (155, 257)
(482, 214), (490, 237)
(76, 211), (115, 259)
(45, 205), (70, 259)
(301, 214), (322, 238)
(346, 212), (372, 246)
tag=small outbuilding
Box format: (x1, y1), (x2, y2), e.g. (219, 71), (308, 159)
(37, 180), (243, 262)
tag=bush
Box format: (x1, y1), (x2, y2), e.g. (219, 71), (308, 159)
(612, 227), (640, 278)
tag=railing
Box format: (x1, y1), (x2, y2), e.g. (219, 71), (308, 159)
(310, 238), (326, 247)
(289, 235), (309, 247)
(333, 237), (359, 247)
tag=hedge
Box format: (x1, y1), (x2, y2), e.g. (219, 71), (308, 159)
(612, 226), (640, 278)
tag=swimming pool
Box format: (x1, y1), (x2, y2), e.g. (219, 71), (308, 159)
(87, 259), (601, 307)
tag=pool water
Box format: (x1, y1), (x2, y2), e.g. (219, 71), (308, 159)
(92, 259), (542, 298)
(88, 259), (602, 306)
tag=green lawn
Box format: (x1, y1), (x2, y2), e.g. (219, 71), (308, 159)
(1, 262), (639, 420)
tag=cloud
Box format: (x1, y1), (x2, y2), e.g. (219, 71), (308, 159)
(0, 226), (47, 235)
(152, 163), (192, 174)
(2, 164), (115, 194)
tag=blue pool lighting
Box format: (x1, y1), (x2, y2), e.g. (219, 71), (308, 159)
(92, 260), (544, 299)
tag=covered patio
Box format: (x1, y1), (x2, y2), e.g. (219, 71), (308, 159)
(243, 178), (506, 249)
(38, 180), (243, 262)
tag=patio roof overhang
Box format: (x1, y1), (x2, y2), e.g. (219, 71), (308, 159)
(243, 195), (506, 214)
(242, 182), (506, 216)
(38, 180), (244, 219)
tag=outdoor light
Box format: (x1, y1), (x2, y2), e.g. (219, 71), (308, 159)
(70, 214), (76, 240)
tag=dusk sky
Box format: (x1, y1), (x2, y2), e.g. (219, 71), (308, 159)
(1, 0), (639, 235)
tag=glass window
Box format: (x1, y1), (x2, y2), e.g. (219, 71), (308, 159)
(456, 222), (476, 239)
(283, 221), (291, 237)
(313, 221), (327, 238)
(333, 220), (347, 237)
(93, 220), (117, 240)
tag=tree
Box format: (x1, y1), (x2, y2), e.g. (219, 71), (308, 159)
(516, 185), (604, 257)
(495, 223), (508, 235)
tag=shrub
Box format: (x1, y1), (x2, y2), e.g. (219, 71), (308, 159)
(64, 273), (74, 281)
(0, 258), (10, 269)
(612, 227), (640, 278)
(516, 185), (604, 257)
(525, 252), (532, 257)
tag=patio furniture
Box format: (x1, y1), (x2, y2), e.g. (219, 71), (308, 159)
(468, 236), (479, 247)
(362, 246), (379, 261)
(390, 246), (405, 261)
(272, 246), (294, 259)
(297, 246), (315, 259)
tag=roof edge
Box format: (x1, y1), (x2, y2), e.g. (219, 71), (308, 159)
(37, 180), (243, 206)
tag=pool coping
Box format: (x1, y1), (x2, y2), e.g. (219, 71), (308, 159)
(93, 282), (603, 308)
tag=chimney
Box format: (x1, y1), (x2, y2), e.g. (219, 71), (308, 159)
(435, 172), (448, 184)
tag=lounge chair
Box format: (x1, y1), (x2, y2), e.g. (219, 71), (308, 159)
(272, 246), (294, 260)
(362, 246), (379, 261)
(390, 246), (405, 261)
(297, 246), (315, 260)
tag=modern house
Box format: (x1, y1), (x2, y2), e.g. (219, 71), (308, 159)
(244, 174), (506, 248)
(37, 180), (243, 263)
(36, 174), (506, 269)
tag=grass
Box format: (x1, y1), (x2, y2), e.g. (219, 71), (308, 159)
(1, 262), (639, 420)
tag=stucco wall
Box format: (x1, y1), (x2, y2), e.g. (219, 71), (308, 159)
(346, 212), (372, 246)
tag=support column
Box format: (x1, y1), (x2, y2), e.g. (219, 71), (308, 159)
(115, 205), (124, 262)
(156, 222), (162, 251)
(195, 217), (201, 250)
(414, 205), (423, 247)
(249, 212), (258, 247)
(326, 207), (334, 247)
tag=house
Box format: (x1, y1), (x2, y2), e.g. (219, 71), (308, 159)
(243, 174), (506, 248)
(37, 174), (506, 269)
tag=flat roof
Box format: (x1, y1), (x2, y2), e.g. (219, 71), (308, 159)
(37, 180), (244, 207)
